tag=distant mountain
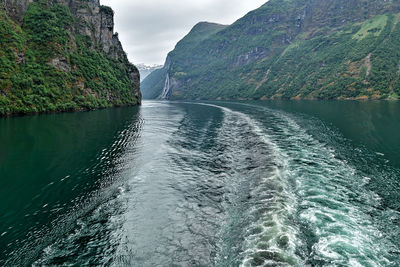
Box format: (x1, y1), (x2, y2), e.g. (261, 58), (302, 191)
(142, 0), (400, 100)
(137, 64), (163, 81)
(0, 0), (140, 116)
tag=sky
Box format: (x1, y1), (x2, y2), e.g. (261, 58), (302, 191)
(100, 0), (267, 65)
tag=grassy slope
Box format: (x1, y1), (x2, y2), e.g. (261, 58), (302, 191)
(254, 13), (400, 100)
(0, 1), (139, 116)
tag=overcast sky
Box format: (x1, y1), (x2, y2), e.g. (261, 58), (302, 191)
(100, 0), (267, 65)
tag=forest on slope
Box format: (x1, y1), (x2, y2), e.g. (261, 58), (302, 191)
(0, 0), (141, 116)
(142, 0), (400, 100)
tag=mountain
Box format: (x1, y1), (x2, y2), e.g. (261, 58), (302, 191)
(137, 64), (163, 82)
(0, 0), (141, 116)
(142, 22), (228, 99)
(142, 0), (400, 100)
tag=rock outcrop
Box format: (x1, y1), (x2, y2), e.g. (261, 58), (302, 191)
(1, 0), (32, 22)
(0, 0), (140, 116)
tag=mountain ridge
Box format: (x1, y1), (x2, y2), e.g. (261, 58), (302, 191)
(137, 63), (163, 82)
(142, 0), (400, 100)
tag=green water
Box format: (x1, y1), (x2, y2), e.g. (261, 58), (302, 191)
(0, 101), (399, 266)
(258, 101), (400, 167)
(0, 107), (142, 264)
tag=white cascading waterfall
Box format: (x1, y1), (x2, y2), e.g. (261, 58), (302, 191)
(161, 73), (170, 99)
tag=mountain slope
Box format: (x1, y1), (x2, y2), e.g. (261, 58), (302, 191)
(0, 0), (140, 116)
(142, 0), (400, 100)
(141, 22), (227, 99)
(137, 64), (163, 82)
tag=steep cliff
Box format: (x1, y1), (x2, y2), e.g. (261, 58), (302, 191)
(0, 0), (140, 116)
(142, 22), (227, 99)
(142, 0), (400, 100)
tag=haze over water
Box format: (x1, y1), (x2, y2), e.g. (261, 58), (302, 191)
(1, 101), (399, 266)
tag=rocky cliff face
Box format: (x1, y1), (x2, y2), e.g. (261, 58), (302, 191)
(142, 0), (400, 100)
(0, 0), (140, 116)
(2, 0), (32, 22)
(2, 0), (120, 52)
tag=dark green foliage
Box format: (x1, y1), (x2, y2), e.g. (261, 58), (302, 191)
(100, 5), (114, 16)
(70, 45), (137, 106)
(0, 1), (138, 116)
(24, 2), (73, 49)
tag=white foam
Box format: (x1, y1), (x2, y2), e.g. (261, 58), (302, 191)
(191, 103), (301, 266)
(201, 102), (396, 265)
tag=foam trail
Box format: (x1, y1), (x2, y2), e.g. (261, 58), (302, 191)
(244, 104), (398, 266)
(196, 103), (303, 266)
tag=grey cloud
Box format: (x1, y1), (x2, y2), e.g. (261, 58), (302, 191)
(101, 0), (266, 64)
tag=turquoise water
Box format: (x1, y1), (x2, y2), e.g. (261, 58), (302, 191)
(0, 101), (399, 266)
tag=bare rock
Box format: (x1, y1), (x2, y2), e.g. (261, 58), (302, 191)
(49, 57), (71, 72)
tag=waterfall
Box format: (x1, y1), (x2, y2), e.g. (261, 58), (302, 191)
(161, 73), (170, 99)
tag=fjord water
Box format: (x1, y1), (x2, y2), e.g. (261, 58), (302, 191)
(0, 101), (399, 266)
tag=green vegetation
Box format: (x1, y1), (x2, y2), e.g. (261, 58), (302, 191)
(353, 15), (388, 40)
(142, 0), (400, 100)
(0, 1), (138, 116)
(142, 22), (227, 99)
(99, 5), (114, 16)
(24, 2), (73, 48)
